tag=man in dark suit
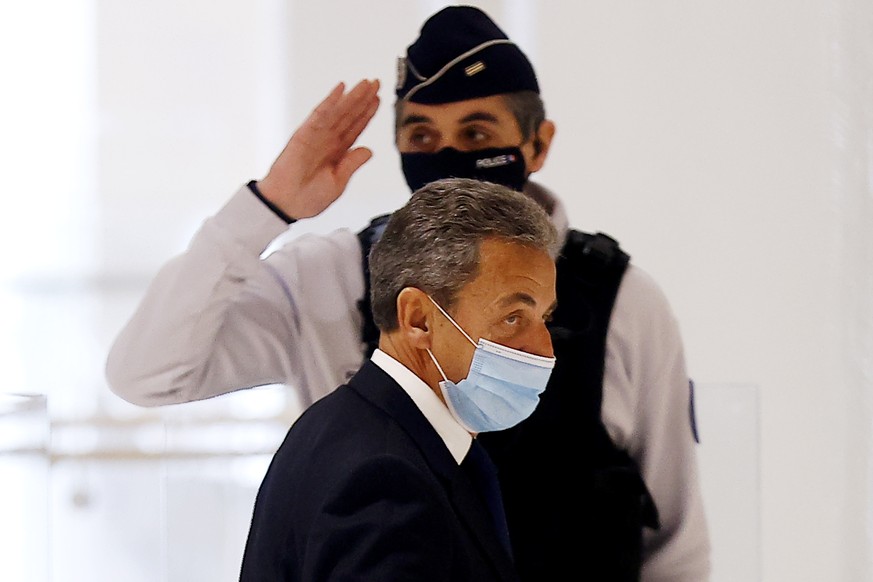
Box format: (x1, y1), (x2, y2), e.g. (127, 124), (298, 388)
(239, 178), (559, 581)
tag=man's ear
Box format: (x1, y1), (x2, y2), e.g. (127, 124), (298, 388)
(526, 119), (556, 174)
(395, 287), (433, 349)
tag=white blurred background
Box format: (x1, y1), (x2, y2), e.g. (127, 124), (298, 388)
(0, 0), (870, 580)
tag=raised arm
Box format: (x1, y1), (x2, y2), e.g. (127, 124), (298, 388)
(106, 81), (380, 407)
(258, 79), (380, 219)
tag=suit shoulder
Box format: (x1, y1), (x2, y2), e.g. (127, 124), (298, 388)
(275, 383), (404, 464)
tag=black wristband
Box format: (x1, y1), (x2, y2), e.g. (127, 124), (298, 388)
(247, 180), (297, 225)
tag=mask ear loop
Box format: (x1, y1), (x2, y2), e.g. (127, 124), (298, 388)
(427, 296), (478, 348)
(425, 349), (449, 382)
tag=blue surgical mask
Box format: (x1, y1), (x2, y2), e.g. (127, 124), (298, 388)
(425, 297), (555, 433)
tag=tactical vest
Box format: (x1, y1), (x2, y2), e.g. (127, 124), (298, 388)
(357, 217), (659, 582)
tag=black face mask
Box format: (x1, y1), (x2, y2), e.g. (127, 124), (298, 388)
(400, 146), (528, 193)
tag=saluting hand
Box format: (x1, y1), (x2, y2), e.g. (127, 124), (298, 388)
(257, 79), (381, 219)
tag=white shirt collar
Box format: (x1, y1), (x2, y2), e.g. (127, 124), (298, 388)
(371, 349), (472, 464)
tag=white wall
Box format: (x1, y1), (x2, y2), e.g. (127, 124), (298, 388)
(1, 1), (870, 580)
(532, 2), (872, 580)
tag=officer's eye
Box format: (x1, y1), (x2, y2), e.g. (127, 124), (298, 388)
(461, 126), (490, 145)
(406, 127), (439, 152)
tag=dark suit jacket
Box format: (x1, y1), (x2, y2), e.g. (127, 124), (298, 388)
(239, 361), (519, 582)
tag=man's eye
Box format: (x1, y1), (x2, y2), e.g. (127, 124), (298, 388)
(406, 129), (438, 152)
(504, 314), (521, 326)
(463, 127), (489, 144)
(410, 131), (432, 145)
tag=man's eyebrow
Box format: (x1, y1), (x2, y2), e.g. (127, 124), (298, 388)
(400, 111), (500, 128)
(498, 292), (537, 308)
(459, 111), (500, 124)
(498, 293), (558, 314)
(400, 114), (432, 127)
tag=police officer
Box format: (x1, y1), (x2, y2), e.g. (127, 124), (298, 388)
(107, 6), (710, 581)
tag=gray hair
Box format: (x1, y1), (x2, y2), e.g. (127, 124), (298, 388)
(500, 90), (546, 142)
(369, 177), (559, 332)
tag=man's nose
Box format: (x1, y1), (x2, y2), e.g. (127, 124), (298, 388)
(436, 138), (469, 153)
(522, 322), (554, 359)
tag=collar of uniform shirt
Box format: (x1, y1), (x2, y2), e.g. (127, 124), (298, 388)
(371, 349), (472, 464)
(525, 181), (569, 242)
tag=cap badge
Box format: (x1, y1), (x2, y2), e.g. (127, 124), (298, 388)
(396, 56), (408, 91)
(464, 61), (486, 77)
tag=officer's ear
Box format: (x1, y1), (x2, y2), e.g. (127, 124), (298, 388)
(526, 119), (556, 174)
(395, 287), (433, 349)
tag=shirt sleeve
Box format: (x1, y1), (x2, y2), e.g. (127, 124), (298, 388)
(601, 265), (712, 582)
(105, 185), (366, 407)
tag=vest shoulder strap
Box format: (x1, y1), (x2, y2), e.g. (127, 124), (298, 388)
(357, 213), (392, 358)
(548, 229), (629, 371)
(561, 229), (630, 285)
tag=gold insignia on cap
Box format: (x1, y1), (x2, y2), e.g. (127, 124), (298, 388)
(464, 61), (486, 76)
(396, 56), (408, 91)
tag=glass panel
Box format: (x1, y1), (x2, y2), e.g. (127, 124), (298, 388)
(695, 382), (762, 582)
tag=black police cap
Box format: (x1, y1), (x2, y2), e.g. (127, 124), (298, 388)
(396, 5), (539, 104)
